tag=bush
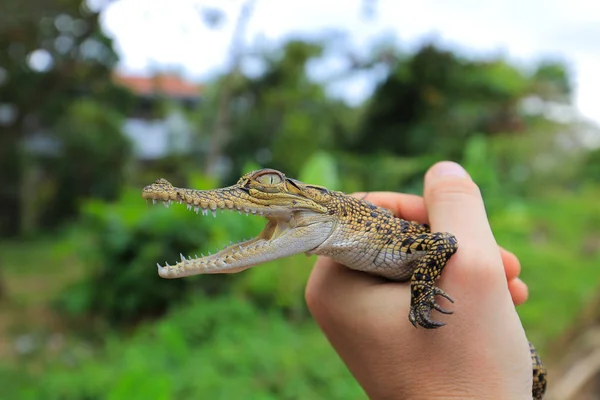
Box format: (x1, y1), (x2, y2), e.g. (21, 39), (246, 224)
(22, 295), (364, 400)
(55, 184), (227, 325)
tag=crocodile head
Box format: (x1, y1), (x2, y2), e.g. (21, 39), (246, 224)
(142, 168), (337, 278)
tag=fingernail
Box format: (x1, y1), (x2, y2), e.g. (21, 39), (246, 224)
(430, 161), (469, 178)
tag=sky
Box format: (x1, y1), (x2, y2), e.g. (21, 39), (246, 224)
(101, 0), (600, 125)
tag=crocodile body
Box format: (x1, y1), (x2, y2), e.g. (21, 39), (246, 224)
(142, 168), (547, 399)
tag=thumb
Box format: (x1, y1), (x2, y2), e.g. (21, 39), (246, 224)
(424, 161), (503, 278)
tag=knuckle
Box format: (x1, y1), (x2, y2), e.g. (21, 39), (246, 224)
(426, 177), (482, 205)
(453, 247), (506, 286)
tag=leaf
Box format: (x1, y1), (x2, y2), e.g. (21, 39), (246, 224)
(299, 151), (339, 189)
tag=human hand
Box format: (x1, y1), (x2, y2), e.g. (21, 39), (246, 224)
(305, 161), (532, 400)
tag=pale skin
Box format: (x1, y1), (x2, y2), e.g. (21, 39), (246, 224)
(306, 161), (532, 400)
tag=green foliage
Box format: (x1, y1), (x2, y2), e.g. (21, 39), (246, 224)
(45, 99), (133, 224)
(197, 40), (352, 179)
(55, 187), (218, 324)
(583, 148), (600, 183)
(492, 187), (600, 352)
(299, 151), (340, 190)
(0, 0), (132, 236)
(462, 135), (503, 213)
(353, 43), (570, 160)
(336, 153), (433, 194)
(531, 61), (573, 102)
(12, 295), (363, 400)
(232, 254), (314, 317)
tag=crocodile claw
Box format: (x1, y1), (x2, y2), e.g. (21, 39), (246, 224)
(433, 303), (454, 315)
(408, 286), (454, 329)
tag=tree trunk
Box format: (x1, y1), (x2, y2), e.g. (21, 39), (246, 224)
(204, 0), (255, 178)
(0, 126), (22, 237)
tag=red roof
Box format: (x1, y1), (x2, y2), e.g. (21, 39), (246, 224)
(113, 73), (202, 98)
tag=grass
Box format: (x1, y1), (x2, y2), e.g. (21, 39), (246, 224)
(491, 186), (600, 355)
(0, 233), (88, 363)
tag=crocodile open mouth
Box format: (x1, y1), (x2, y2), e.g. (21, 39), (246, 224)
(151, 198), (302, 278)
(142, 177), (334, 279)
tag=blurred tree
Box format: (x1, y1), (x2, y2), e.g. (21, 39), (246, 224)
(201, 40), (354, 180)
(45, 99), (132, 226)
(193, 1), (377, 181)
(190, 38), (578, 194)
(353, 43), (572, 159)
(530, 60), (572, 103)
(0, 0), (133, 236)
(583, 147), (600, 184)
(203, 0), (256, 178)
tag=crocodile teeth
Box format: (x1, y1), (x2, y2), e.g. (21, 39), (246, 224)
(152, 199), (157, 205)
(162, 201), (267, 218)
(180, 253), (186, 262)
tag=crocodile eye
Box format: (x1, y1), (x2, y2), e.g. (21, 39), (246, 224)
(256, 173), (283, 185)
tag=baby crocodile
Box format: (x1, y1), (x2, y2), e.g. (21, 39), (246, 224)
(142, 168), (547, 399)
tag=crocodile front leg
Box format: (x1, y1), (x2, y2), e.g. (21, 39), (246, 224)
(405, 232), (458, 329)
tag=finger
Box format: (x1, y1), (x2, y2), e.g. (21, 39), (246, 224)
(352, 192), (428, 223)
(500, 248), (521, 280)
(508, 278), (529, 305)
(423, 161), (501, 273)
